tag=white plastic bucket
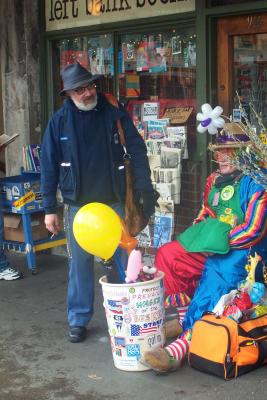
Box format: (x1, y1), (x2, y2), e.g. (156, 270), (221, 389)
(99, 272), (165, 371)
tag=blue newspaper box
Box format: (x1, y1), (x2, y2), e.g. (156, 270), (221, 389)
(0, 172), (43, 214)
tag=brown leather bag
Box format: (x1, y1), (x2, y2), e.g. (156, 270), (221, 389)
(106, 94), (149, 237)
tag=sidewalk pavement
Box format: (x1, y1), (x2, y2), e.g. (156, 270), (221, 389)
(0, 253), (266, 400)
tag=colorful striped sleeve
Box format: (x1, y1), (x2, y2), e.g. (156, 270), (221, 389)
(193, 173), (217, 223)
(229, 190), (267, 249)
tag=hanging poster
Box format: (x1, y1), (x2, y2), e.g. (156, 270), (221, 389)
(122, 43), (137, 72)
(171, 36), (182, 55)
(136, 41), (149, 72)
(60, 50), (89, 69)
(153, 211), (173, 248)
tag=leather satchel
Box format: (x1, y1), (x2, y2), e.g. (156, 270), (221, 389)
(106, 94), (149, 237)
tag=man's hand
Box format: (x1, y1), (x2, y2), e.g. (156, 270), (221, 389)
(45, 214), (61, 235)
(135, 190), (160, 219)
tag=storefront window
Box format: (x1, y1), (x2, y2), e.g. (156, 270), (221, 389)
(118, 29), (196, 102)
(233, 33), (267, 128)
(52, 34), (114, 110)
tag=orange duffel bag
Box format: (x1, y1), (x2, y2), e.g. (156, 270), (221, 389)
(188, 313), (267, 379)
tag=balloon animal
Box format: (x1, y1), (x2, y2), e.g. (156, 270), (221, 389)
(197, 103), (225, 135)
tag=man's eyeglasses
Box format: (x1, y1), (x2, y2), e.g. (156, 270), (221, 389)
(74, 83), (96, 95)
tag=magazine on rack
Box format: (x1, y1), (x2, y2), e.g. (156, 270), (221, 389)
(153, 201), (174, 248)
(142, 102), (159, 122)
(160, 147), (182, 168)
(137, 224), (152, 248)
(147, 119), (169, 139)
(148, 154), (161, 180)
(146, 139), (163, 156)
(166, 126), (187, 137)
(155, 183), (180, 205)
(154, 182), (174, 202)
(147, 125), (166, 139)
(163, 133), (188, 160)
(0, 133), (19, 149)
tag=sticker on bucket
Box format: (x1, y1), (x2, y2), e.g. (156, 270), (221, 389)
(99, 272), (165, 371)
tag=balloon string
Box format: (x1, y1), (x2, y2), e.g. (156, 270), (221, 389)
(113, 250), (126, 283)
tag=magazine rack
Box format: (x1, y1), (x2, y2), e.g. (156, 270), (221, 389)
(0, 170), (66, 274)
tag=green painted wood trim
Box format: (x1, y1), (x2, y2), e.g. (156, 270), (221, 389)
(204, 1), (267, 16)
(194, 0), (208, 185)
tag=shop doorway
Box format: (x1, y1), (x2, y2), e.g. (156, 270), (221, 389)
(217, 13), (267, 127)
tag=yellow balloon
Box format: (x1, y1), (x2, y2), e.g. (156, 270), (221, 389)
(73, 203), (122, 260)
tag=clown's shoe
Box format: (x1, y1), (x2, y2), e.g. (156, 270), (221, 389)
(141, 348), (181, 373)
(163, 319), (182, 339)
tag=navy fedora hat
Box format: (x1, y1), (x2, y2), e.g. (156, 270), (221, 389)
(60, 63), (100, 96)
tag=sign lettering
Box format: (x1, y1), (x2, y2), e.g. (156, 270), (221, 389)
(46, 0), (195, 31)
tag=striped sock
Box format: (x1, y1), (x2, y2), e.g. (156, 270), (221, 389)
(164, 293), (191, 310)
(165, 337), (189, 362)
(176, 306), (188, 323)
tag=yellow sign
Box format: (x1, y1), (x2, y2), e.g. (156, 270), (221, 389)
(259, 131), (267, 145)
(13, 191), (35, 209)
(45, 0), (195, 31)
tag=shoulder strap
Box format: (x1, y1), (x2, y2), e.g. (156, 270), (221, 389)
(105, 93), (126, 147)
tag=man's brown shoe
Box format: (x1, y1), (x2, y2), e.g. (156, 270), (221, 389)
(140, 348), (181, 373)
(163, 319), (183, 339)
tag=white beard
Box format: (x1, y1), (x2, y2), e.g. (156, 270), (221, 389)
(72, 95), (98, 111)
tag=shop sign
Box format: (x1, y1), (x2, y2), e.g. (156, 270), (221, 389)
(45, 0), (195, 31)
(163, 107), (193, 124)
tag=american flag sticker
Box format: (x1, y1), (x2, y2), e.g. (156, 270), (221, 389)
(130, 324), (158, 336)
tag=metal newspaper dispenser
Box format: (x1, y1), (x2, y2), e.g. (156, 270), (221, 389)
(0, 169), (66, 273)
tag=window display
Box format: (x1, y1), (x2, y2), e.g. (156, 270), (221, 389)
(52, 34), (114, 110)
(233, 33), (267, 129)
(118, 30), (196, 102)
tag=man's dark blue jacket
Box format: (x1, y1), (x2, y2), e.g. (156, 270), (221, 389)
(40, 93), (153, 214)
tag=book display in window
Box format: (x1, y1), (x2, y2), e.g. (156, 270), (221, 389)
(125, 74), (140, 98)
